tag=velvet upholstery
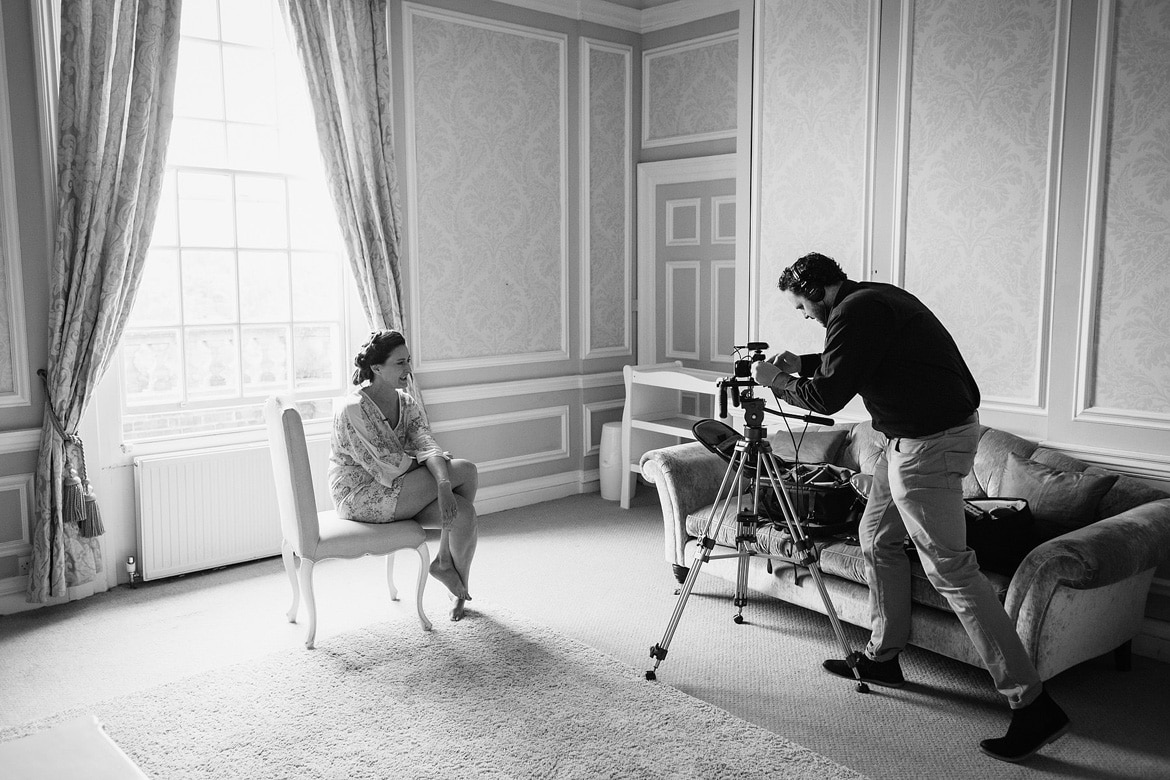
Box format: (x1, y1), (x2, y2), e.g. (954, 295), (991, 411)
(1000, 452), (1118, 540)
(642, 421), (1170, 680)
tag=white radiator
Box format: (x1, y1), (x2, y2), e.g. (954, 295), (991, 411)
(134, 436), (331, 581)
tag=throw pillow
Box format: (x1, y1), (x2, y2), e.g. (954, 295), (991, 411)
(999, 452), (1118, 541)
(768, 428), (848, 465)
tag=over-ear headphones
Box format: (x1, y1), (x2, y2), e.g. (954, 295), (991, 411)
(791, 258), (825, 302)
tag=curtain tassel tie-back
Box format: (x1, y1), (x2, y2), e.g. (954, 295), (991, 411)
(37, 369), (104, 537)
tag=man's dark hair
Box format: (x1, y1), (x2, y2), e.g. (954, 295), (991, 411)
(778, 252), (848, 302)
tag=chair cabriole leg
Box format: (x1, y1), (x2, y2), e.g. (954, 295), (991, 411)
(299, 558), (318, 649)
(386, 551), (400, 601)
(281, 539), (299, 623)
(414, 542), (433, 632)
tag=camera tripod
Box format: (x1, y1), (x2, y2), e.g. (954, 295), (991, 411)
(644, 391), (871, 693)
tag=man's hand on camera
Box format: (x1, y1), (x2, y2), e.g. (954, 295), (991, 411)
(769, 351), (801, 374)
(751, 359), (782, 387)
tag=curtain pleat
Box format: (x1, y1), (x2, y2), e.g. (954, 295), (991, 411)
(28, 0), (182, 603)
(279, 0), (425, 411)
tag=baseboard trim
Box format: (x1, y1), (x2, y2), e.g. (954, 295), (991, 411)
(475, 469), (601, 515)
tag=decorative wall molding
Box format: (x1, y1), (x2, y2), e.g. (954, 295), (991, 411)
(430, 405), (569, 473)
(642, 31), (738, 148)
(420, 370), (622, 406)
(489, 0), (741, 34)
(1039, 439), (1170, 487)
(664, 260), (699, 361)
(0, 473), (34, 556)
(710, 194), (735, 244)
(580, 38), (633, 360)
(709, 260), (735, 365)
(0, 428), (41, 455)
(583, 398), (623, 457)
(896, 0), (1063, 414)
(402, 3), (569, 371)
(1074, 0), (1170, 430)
(636, 154), (736, 362)
(0, 9), (32, 410)
(664, 198), (700, 245)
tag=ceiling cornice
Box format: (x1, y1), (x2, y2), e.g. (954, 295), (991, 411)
(487, 0), (729, 34)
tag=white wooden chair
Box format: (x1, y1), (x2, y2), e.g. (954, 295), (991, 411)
(264, 396), (432, 648)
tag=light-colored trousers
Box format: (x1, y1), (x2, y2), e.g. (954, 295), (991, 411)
(860, 413), (1042, 708)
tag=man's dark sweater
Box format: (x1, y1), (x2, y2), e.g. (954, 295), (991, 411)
(770, 280), (980, 438)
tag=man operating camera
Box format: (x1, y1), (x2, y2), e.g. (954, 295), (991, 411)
(750, 252), (1068, 764)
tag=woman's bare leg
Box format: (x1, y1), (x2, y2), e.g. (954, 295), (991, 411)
(395, 460), (479, 617)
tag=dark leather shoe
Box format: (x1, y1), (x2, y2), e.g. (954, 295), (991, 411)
(979, 691), (1070, 763)
(822, 655), (905, 688)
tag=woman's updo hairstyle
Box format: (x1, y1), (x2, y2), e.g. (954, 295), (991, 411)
(352, 329), (407, 385)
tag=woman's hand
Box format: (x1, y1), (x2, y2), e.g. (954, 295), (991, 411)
(437, 480), (458, 527)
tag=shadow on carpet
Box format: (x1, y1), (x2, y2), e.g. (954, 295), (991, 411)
(0, 605), (867, 779)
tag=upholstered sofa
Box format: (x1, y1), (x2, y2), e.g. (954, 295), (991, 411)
(640, 420), (1170, 680)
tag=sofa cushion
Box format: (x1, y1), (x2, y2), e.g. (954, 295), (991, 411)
(1000, 452), (1118, 540)
(817, 541), (1011, 612)
(769, 428), (848, 464)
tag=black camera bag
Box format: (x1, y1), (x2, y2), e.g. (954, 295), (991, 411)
(692, 419), (863, 539)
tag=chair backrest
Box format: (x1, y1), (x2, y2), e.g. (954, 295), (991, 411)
(264, 396), (320, 553)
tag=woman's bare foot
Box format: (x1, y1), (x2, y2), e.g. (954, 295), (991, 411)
(450, 596), (467, 621)
(429, 560), (470, 601)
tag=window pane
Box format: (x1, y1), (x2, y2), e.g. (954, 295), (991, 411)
(223, 46), (277, 124)
(185, 326), (240, 399)
(173, 39), (224, 120)
(239, 250), (290, 322)
(227, 123), (281, 172)
(180, 0), (219, 39)
(130, 250), (182, 327)
(178, 172), (235, 247)
(182, 250), (237, 324)
(151, 171), (179, 247)
(235, 175), (287, 248)
(294, 324), (339, 389)
(168, 119), (228, 169)
(288, 180), (342, 249)
(292, 252), (341, 321)
(242, 325), (290, 393)
(123, 328), (183, 406)
(220, 0), (274, 47)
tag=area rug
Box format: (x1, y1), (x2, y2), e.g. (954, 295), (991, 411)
(1, 606), (866, 779)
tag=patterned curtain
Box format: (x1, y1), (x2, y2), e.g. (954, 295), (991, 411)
(278, 0), (425, 410)
(29, 0), (182, 603)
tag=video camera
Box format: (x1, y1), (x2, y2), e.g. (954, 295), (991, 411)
(717, 342), (769, 423)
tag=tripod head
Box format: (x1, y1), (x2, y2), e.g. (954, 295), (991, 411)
(716, 342), (769, 421)
(716, 342), (833, 428)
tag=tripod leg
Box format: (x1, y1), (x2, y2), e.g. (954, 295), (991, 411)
(647, 453), (746, 680)
(757, 448), (871, 693)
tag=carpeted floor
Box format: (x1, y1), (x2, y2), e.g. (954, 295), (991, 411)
(2, 489), (1170, 779)
(1, 608), (865, 779)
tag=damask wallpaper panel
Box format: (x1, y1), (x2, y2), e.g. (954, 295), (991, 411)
(405, 7), (566, 366)
(585, 41), (631, 357)
(755, 0), (872, 356)
(903, 0), (1057, 406)
(643, 32), (737, 146)
(1090, 0), (1170, 418)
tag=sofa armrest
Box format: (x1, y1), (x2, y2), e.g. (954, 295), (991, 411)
(640, 442), (729, 566)
(1005, 497), (1170, 627)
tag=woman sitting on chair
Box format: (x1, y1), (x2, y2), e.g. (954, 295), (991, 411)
(329, 329), (479, 621)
